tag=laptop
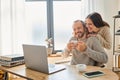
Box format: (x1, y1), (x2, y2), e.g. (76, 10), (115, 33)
(23, 44), (66, 74)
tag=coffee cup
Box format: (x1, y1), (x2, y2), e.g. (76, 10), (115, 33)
(76, 64), (86, 72)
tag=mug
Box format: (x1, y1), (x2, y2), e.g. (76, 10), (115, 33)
(76, 64), (87, 72)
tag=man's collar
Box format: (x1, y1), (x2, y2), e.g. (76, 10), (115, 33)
(77, 35), (87, 41)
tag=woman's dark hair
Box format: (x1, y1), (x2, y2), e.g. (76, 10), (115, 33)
(86, 12), (110, 28)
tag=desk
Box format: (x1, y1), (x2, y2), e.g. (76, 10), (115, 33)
(0, 57), (119, 80)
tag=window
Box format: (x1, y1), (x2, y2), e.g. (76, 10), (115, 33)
(26, 0), (83, 52)
(53, 1), (82, 50)
(25, 1), (47, 45)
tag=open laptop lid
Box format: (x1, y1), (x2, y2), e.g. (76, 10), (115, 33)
(23, 44), (49, 74)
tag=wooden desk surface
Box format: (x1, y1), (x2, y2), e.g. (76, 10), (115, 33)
(0, 56), (119, 80)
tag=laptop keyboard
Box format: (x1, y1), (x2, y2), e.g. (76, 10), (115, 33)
(48, 64), (55, 68)
(48, 64), (66, 73)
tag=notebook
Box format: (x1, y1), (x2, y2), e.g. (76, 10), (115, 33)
(23, 44), (65, 74)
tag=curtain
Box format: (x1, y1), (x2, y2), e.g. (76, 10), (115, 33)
(0, 0), (26, 55)
(0, 0), (13, 55)
(80, 0), (95, 20)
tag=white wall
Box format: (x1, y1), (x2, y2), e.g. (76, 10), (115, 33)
(105, 0), (119, 69)
(93, 0), (119, 69)
(119, 0), (120, 9)
(104, 0), (119, 26)
(104, 0), (119, 69)
(94, 0), (105, 16)
(94, 0), (118, 24)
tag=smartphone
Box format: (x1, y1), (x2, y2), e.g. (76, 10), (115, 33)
(83, 71), (104, 78)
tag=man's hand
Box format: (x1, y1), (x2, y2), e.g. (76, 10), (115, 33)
(67, 42), (77, 51)
(76, 41), (87, 52)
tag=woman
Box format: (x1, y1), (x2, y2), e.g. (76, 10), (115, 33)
(85, 12), (111, 49)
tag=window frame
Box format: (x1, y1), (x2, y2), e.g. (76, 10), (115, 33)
(26, 0), (81, 53)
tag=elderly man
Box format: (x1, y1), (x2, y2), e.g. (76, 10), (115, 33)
(63, 20), (108, 67)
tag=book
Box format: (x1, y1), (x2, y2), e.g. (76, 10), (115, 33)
(0, 59), (25, 67)
(0, 54), (24, 61)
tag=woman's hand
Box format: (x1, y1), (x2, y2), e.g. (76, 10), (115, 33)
(76, 41), (87, 52)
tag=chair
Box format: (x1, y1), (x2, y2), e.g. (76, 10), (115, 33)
(0, 70), (5, 79)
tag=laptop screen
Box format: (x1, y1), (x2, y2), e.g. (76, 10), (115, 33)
(23, 44), (49, 73)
